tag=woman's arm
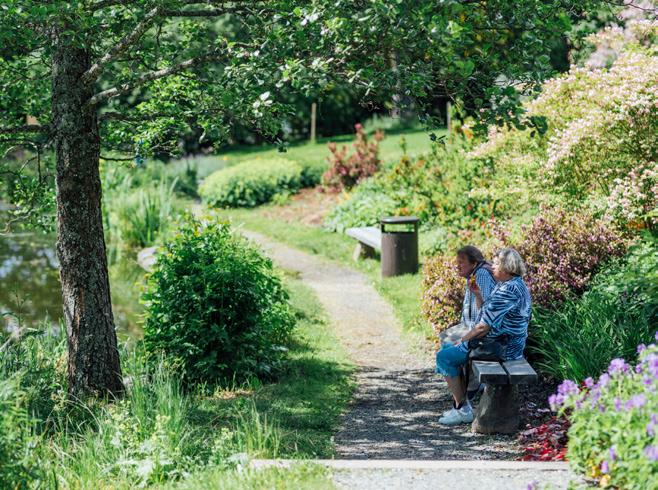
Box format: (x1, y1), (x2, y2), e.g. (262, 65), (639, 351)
(458, 322), (490, 344)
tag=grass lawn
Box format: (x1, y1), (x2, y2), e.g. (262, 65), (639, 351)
(196, 274), (356, 460)
(218, 207), (434, 348)
(176, 129), (438, 179)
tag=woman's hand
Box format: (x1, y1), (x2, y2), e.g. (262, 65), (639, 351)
(468, 275), (480, 294)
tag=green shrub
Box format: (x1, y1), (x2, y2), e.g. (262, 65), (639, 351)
(142, 217), (295, 385)
(551, 340), (658, 490)
(299, 159), (327, 188)
(199, 158), (302, 208)
(324, 179), (398, 233)
(530, 238), (658, 382)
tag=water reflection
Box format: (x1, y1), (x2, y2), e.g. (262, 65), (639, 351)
(0, 231), (144, 337)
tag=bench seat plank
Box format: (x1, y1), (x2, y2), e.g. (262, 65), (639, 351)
(472, 361), (508, 384)
(346, 226), (381, 251)
(502, 359), (538, 385)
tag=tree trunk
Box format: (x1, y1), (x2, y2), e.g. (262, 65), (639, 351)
(52, 37), (123, 397)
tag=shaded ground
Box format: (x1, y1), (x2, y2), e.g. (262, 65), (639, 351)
(241, 229), (521, 460)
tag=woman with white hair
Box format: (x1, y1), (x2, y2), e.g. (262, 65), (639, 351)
(437, 247), (532, 426)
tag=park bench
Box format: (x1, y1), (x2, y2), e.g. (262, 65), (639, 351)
(470, 358), (538, 434)
(346, 226), (381, 261)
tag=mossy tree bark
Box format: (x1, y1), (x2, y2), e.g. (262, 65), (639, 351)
(52, 35), (123, 397)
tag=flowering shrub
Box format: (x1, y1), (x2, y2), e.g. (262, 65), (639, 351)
(515, 207), (626, 308)
(420, 255), (464, 336)
(322, 124), (383, 191)
(604, 160), (658, 231)
(551, 335), (658, 489)
(470, 23), (657, 226)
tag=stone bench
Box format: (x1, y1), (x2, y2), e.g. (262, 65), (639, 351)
(346, 226), (381, 261)
(471, 358), (538, 434)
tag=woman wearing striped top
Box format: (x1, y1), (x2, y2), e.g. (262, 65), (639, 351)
(437, 248), (532, 426)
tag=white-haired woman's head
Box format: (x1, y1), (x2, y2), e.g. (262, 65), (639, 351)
(492, 247), (527, 281)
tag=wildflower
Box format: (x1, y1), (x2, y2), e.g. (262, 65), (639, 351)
(608, 358), (628, 375)
(584, 377), (595, 388)
(644, 446), (658, 461)
(638, 343), (647, 354)
(627, 394), (647, 409)
(600, 460), (609, 474)
(557, 379), (579, 396)
(599, 474), (611, 488)
(609, 446), (616, 461)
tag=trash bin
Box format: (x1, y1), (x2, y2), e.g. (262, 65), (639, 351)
(380, 216), (419, 277)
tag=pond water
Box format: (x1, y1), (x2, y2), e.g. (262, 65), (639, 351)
(0, 219), (144, 338)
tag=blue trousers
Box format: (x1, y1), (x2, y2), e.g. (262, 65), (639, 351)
(436, 342), (469, 377)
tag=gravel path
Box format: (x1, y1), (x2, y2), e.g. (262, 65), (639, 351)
(241, 229), (521, 460)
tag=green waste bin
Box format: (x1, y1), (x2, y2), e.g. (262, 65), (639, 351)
(380, 216), (419, 277)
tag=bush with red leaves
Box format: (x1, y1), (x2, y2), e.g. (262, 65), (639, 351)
(322, 123), (384, 191)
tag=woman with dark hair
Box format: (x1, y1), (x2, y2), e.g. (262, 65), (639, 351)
(439, 245), (496, 345)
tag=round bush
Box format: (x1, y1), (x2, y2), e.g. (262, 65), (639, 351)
(199, 157), (302, 208)
(142, 217), (295, 385)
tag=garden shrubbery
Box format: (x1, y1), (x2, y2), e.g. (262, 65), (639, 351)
(199, 157), (302, 208)
(420, 255), (464, 336)
(514, 207), (627, 309)
(142, 217), (295, 385)
(322, 123), (383, 191)
(531, 237), (658, 381)
(551, 338), (658, 489)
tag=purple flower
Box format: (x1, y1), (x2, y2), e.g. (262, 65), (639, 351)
(614, 398), (622, 411)
(600, 460), (609, 474)
(584, 377), (595, 388)
(648, 422), (655, 436)
(638, 343), (647, 354)
(598, 373), (611, 387)
(655, 331), (658, 342)
(527, 479), (539, 490)
(643, 353), (658, 378)
(625, 394), (647, 409)
(549, 393), (565, 411)
(558, 379), (579, 396)
(644, 445), (658, 461)
(608, 358), (629, 375)
(609, 446), (617, 461)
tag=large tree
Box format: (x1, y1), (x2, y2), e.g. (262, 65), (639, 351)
(0, 0), (603, 397)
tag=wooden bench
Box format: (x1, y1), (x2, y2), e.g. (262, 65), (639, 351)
(470, 358), (538, 434)
(346, 226), (381, 261)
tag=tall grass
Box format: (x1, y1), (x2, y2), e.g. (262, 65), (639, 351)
(0, 274), (350, 488)
(530, 239), (658, 381)
(101, 162), (188, 262)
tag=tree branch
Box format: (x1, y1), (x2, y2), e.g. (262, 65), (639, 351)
(163, 7), (253, 17)
(0, 125), (47, 135)
(99, 111), (174, 122)
(88, 50), (227, 106)
(82, 5), (164, 84)
(100, 154), (135, 161)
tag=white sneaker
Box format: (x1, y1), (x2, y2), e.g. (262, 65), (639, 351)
(439, 404), (474, 425)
